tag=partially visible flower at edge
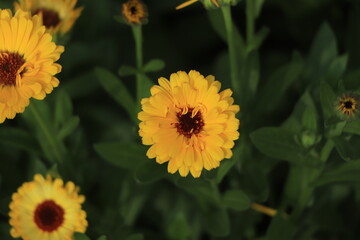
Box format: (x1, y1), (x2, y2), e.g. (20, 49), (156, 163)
(122, 0), (148, 25)
(336, 93), (359, 119)
(9, 174), (87, 240)
(0, 9), (64, 123)
(176, 0), (239, 10)
(138, 70), (240, 178)
(14, 0), (83, 36)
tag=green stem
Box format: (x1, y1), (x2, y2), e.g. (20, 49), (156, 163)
(221, 6), (240, 98)
(320, 139), (334, 163)
(29, 103), (63, 163)
(132, 25), (143, 110)
(245, 0), (255, 46)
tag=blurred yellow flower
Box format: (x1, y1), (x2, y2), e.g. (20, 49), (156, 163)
(138, 70), (240, 178)
(14, 0), (83, 35)
(0, 9), (63, 123)
(9, 174), (87, 240)
(122, 0), (148, 25)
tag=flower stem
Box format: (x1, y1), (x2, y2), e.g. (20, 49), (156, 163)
(245, 0), (255, 47)
(29, 103), (63, 164)
(251, 203), (277, 217)
(132, 25), (143, 111)
(221, 6), (240, 98)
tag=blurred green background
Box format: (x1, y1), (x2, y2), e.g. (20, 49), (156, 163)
(1, 0), (360, 239)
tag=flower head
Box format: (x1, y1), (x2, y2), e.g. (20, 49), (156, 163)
(14, 0), (83, 35)
(138, 70), (240, 178)
(9, 174), (87, 240)
(0, 9), (64, 123)
(336, 93), (359, 119)
(122, 0), (148, 25)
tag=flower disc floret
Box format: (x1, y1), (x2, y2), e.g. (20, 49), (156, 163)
(138, 70), (240, 178)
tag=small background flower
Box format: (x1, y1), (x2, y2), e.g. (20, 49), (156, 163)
(14, 0), (83, 36)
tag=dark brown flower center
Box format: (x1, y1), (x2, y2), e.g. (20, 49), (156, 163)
(176, 108), (204, 138)
(33, 8), (61, 28)
(344, 100), (354, 109)
(0, 52), (25, 86)
(130, 6), (137, 15)
(34, 200), (64, 232)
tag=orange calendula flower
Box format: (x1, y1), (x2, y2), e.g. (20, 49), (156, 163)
(9, 174), (87, 240)
(138, 70), (240, 178)
(122, 0), (148, 25)
(14, 0), (83, 35)
(0, 9), (63, 123)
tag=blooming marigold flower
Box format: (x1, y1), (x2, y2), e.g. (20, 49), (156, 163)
(138, 70), (240, 178)
(14, 0), (83, 35)
(336, 93), (359, 119)
(122, 0), (148, 25)
(9, 174), (87, 240)
(0, 9), (64, 123)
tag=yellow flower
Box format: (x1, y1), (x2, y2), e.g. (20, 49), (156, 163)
(14, 0), (83, 35)
(0, 9), (64, 123)
(138, 70), (240, 178)
(9, 174), (87, 240)
(122, 0), (148, 25)
(336, 94), (359, 118)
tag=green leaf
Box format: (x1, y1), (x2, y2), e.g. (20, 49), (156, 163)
(0, 127), (40, 154)
(95, 67), (136, 122)
(216, 144), (241, 183)
(54, 90), (73, 127)
(222, 189), (250, 211)
(125, 234), (144, 240)
(63, 71), (99, 99)
(167, 213), (191, 240)
(314, 159), (360, 187)
(250, 127), (307, 164)
(143, 59), (165, 73)
(326, 55), (348, 86)
(97, 236), (107, 240)
(343, 120), (360, 135)
(251, 26), (270, 51)
(334, 136), (360, 161)
(118, 65), (138, 76)
(176, 178), (220, 206)
(134, 160), (167, 184)
(300, 92), (318, 131)
(305, 23), (338, 83)
(58, 116), (80, 140)
(94, 142), (147, 170)
(255, 0), (265, 18)
(204, 208), (230, 237)
(73, 233), (90, 240)
(266, 214), (294, 240)
(320, 81), (337, 121)
(255, 52), (303, 114)
(344, 69), (360, 90)
(23, 100), (67, 163)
